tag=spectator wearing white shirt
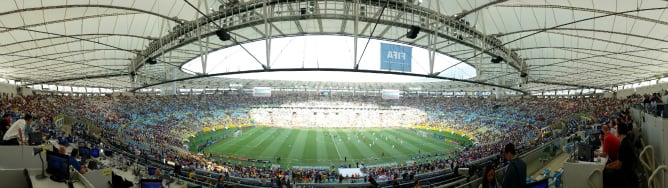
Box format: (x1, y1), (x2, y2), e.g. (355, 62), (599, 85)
(2, 114), (31, 145)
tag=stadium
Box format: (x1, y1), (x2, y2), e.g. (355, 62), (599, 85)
(0, 0), (666, 188)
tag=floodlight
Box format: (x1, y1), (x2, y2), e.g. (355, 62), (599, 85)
(491, 56), (503, 64)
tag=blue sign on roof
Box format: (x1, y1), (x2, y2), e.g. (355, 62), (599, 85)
(380, 43), (412, 72)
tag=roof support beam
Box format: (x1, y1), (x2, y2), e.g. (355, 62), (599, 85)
(0, 53), (122, 72)
(29, 73), (129, 85)
(129, 67), (528, 95)
(340, 1), (351, 33)
(495, 28), (668, 43)
(314, 0), (324, 32)
(0, 49), (130, 66)
(197, 20), (210, 75)
(0, 4), (182, 23)
(0, 34), (155, 48)
(132, 0), (524, 73)
(0, 26), (139, 55)
(353, 0), (360, 69)
(496, 4), (668, 26)
(264, 0), (273, 69)
(541, 31), (666, 53)
(526, 57), (655, 73)
(359, 3), (385, 34)
(377, 11), (403, 38)
(286, 2), (304, 33)
(427, 14), (436, 75)
(529, 42), (668, 72)
(252, 10), (286, 35)
(0, 13), (139, 35)
(454, 0), (508, 19)
(478, 6), (668, 83)
(130, 0), (525, 92)
(514, 46), (668, 65)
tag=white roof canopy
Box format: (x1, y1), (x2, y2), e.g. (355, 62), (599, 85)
(0, 0), (666, 93)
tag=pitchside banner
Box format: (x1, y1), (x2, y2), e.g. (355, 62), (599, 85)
(253, 87), (271, 97)
(380, 43), (412, 72)
(382, 89), (401, 100)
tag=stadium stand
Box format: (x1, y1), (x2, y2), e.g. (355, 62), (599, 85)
(0, 93), (644, 187)
(1, 1), (667, 188)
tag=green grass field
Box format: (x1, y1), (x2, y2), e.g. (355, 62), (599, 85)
(191, 127), (463, 166)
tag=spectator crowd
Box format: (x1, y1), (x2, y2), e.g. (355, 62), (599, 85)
(0, 92), (642, 186)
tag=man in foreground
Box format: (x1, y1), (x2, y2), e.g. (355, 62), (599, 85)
(502, 143), (526, 188)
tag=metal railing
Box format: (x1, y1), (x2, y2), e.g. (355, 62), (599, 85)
(648, 165), (667, 188)
(130, 0), (525, 74)
(454, 138), (564, 188)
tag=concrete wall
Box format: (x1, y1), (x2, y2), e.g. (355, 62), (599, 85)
(0, 147), (47, 187)
(0, 82), (18, 96)
(111, 92), (135, 97)
(19, 87), (33, 96)
(0, 83), (34, 96)
(631, 108), (666, 166)
(0, 146), (46, 170)
(0, 170), (30, 188)
(82, 169), (110, 188)
(630, 108), (667, 185)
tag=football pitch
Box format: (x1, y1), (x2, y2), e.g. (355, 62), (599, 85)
(193, 127), (464, 166)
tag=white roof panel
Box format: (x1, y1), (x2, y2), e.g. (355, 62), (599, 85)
(0, 0), (665, 92)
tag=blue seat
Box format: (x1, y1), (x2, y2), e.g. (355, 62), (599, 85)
(543, 168), (551, 178)
(552, 171), (563, 188)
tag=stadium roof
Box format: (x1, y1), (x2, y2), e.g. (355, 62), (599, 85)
(1, 0), (667, 93)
